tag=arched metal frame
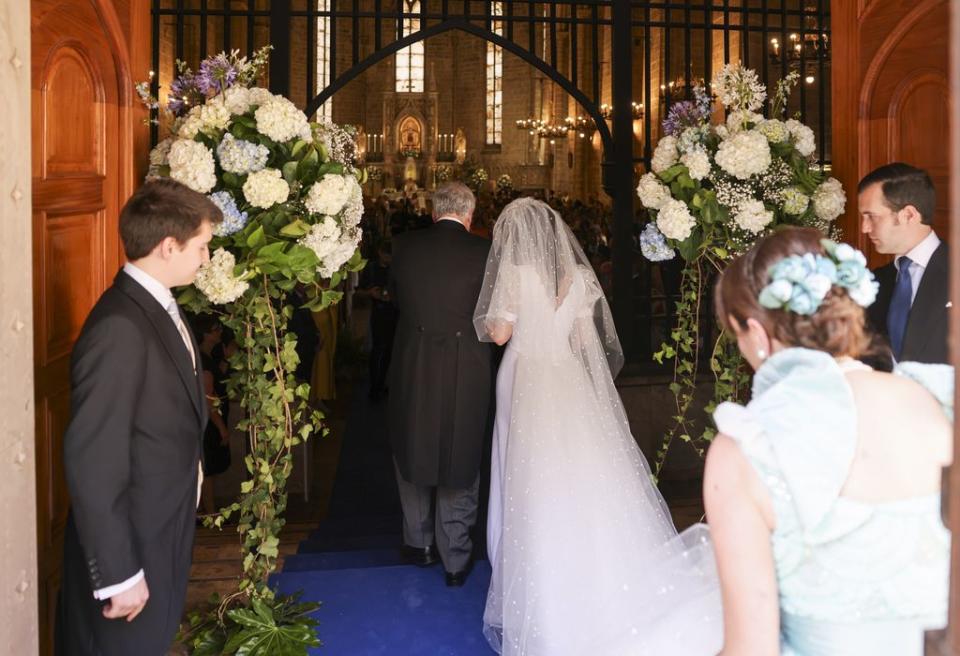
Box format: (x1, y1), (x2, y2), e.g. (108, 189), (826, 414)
(303, 19), (615, 155)
(151, 0), (831, 364)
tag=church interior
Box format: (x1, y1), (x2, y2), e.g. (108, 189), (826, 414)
(2, 0), (960, 654)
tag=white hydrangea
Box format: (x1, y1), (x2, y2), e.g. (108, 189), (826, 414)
(636, 172), (671, 210)
(733, 199), (774, 234)
(812, 177), (846, 222)
(215, 86), (253, 115)
(300, 219), (360, 279)
(714, 125), (730, 140)
(146, 137), (173, 179)
(757, 118), (789, 143)
(255, 96), (309, 143)
(167, 139), (217, 193)
(782, 186), (810, 215)
(242, 168), (290, 209)
(785, 119), (816, 157)
(300, 216), (342, 263)
(656, 198), (696, 242)
(195, 248), (249, 304)
(681, 150), (711, 181)
(199, 101), (231, 131)
(715, 130), (772, 180)
(177, 113), (205, 139)
(651, 135), (679, 174)
(305, 174), (353, 216)
(320, 237), (360, 279)
(247, 87), (275, 108)
(178, 103), (231, 139)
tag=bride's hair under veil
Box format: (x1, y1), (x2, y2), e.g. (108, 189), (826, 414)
(472, 197), (625, 377)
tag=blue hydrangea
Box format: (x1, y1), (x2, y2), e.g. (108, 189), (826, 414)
(639, 223), (675, 262)
(208, 191), (249, 236)
(217, 133), (269, 175)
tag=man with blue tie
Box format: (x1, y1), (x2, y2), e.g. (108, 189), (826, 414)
(860, 163), (949, 365)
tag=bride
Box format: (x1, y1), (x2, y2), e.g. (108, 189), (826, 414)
(474, 198), (722, 655)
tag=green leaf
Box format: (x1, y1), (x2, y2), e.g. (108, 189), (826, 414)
(281, 160), (299, 184)
(291, 140), (308, 158)
(279, 219), (310, 238)
(247, 226), (266, 249)
(658, 163), (686, 183)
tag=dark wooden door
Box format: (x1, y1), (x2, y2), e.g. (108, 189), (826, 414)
(31, 1), (128, 651)
(833, 0), (950, 267)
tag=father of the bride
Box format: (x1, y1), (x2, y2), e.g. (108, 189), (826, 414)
(388, 182), (494, 586)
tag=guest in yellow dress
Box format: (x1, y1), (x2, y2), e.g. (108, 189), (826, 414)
(311, 303), (339, 403)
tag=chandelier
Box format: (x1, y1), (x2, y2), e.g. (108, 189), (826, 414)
(658, 78), (707, 105)
(514, 117), (594, 142)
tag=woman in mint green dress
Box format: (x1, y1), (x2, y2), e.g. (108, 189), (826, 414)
(705, 227), (951, 656)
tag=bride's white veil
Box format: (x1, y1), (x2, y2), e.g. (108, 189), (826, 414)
(473, 197), (625, 377)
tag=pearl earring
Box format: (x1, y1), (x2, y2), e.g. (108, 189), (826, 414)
(756, 348), (767, 361)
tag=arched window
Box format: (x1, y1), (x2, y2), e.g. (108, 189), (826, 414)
(316, 0), (333, 120)
(486, 1), (503, 144)
(396, 0), (424, 93)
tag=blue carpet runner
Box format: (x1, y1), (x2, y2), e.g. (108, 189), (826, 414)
(271, 380), (496, 655)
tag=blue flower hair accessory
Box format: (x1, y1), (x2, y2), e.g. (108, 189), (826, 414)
(758, 239), (879, 315)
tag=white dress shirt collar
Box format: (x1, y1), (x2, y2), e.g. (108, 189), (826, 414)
(436, 216), (467, 226)
(899, 230), (940, 270)
(123, 262), (175, 311)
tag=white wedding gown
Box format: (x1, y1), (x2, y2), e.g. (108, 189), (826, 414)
(482, 264), (723, 655)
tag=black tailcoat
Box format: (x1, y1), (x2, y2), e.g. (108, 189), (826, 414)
(388, 220), (494, 488)
(56, 270), (206, 656)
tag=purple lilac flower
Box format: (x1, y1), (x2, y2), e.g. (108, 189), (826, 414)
(196, 53), (239, 96)
(168, 73), (201, 117)
(662, 101), (704, 137)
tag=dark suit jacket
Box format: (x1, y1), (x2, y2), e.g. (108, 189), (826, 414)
(867, 240), (950, 365)
(56, 270), (206, 656)
(388, 220), (494, 488)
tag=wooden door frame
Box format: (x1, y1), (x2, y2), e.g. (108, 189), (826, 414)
(938, 1), (960, 651)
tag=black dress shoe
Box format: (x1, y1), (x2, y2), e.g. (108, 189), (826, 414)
(400, 544), (439, 567)
(445, 560), (474, 587)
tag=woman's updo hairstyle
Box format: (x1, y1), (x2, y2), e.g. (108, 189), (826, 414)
(715, 227), (876, 359)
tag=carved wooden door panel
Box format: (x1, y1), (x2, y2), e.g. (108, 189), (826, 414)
(858, 0), (950, 266)
(31, 1), (125, 651)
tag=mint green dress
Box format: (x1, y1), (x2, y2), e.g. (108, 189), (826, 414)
(714, 348), (952, 656)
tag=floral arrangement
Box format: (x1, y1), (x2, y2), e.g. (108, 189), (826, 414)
(637, 64), (848, 476)
(759, 239), (878, 315)
(468, 166), (489, 191)
(435, 164), (453, 183)
(496, 173), (513, 192)
(400, 147), (421, 159)
(365, 165), (383, 182)
(138, 47), (365, 654)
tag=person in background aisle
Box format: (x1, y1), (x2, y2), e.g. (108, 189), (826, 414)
(359, 240), (398, 402)
(189, 314), (231, 519)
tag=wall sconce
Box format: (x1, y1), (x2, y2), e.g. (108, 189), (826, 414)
(599, 103), (644, 120)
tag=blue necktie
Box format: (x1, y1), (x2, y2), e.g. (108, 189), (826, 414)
(887, 256), (913, 360)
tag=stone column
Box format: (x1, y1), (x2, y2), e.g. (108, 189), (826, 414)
(0, 0), (39, 652)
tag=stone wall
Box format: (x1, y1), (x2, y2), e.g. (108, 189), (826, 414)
(0, 0), (39, 651)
